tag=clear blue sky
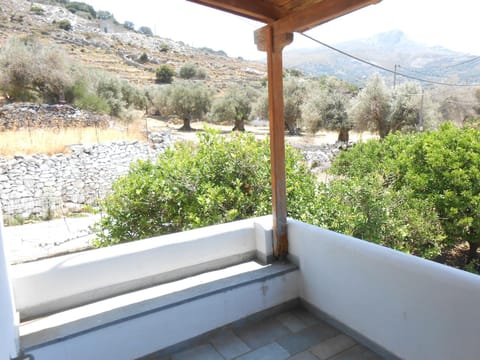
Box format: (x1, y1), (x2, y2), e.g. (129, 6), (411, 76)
(86, 0), (480, 60)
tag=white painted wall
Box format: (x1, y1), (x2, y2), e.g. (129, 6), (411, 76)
(0, 212), (19, 359)
(26, 268), (298, 360)
(12, 216), (273, 320)
(288, 219), (480, 360)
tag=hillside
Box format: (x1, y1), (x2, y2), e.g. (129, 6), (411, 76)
(0, 0), (266, 89)
(284, 30), (480, 86)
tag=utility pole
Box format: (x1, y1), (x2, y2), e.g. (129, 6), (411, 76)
(393, 64), (399, 89)
(419, 88), (425, 131)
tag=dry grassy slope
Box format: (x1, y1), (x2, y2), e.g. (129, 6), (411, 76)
(0, 0), (267, 89)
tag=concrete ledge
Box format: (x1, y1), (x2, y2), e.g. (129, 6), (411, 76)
(12, 216), (274, 320)
(22, 261), (298, 360)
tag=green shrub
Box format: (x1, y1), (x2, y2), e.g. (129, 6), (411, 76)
(138, 26), (153, 36)
(312, 176), (444, 259)
(94, 130), (317, 246)
(68, 80), (110, 113)
(123, 21), (134, 30)
(57, 19), (72, 31)
(30, 6), (45, 15)
(155, 65), (175, 84)
(195, 67), (207, 80)
(138, 52), (149, 64)
(159, 43), (170, 53)
(65, 2), (96, 18)
(331, 123), (480, 263)
(0, 37), (72, 103)
(179, 63), (197, 79)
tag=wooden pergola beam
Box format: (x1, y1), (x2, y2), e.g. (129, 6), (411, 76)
(187, 0), (284, 23)
(271, 0), (381, 35)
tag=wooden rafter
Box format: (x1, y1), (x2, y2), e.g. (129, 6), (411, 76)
(187, 0), (381, 35)
(271, 0), (381, 35)
(187, 0), (284, 23)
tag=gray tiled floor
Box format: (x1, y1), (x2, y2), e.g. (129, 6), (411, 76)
(144, 307), (383, 360)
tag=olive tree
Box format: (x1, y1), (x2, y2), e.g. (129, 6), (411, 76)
(209, 85), (258, 131)
(163, 81), (211, 131)
(253, 77), (305, 135)
(302, 77), (355, 141)
(349, 74), (392, 138)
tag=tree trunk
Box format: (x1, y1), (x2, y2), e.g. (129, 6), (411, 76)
(232, 118), (245, 131)
(337, 128), (349, 142)
(285, 121), (299, 135)
(179, 118), (193, 131)
(467, 241), (479, 263)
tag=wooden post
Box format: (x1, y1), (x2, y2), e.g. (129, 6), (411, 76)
(255, 26), (293, 258)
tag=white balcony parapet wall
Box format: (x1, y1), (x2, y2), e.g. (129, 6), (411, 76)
(12, 216), (274, 320)
(23, 262), (299, 360)
(288, 219), (480, 360)
(0, 212), (19, 360)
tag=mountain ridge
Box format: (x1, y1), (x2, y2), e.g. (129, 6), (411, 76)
(284, 30), (480, 86)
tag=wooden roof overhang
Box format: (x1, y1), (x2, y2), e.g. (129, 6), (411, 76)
(187, 0), (382, 258)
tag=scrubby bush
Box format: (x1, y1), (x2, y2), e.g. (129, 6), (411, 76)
(94, 130), (318, 245)
(65, 2), (96, 19)
(68, 80), (110, 113)
(97, 10), (114, 20)
(138, 52), (149, 64)
(57, 19), (72, 31)
(138, 26), (153, 36)
(0, 37), (72, 103)
(123, 21), (134, 30)
(159, 43), (170, 53)
(30, 6), (45, 15)
(155, 65), (175, 84)
(179, 63), (197, 79)
(0, 38), (38, 101)
(195, 67), (207, 80)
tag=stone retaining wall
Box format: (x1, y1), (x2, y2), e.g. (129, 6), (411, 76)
(0, 104), (110, 131)
(0, 135), (170, 219)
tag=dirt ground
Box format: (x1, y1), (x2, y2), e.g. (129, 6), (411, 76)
(143, 116), (378, 147)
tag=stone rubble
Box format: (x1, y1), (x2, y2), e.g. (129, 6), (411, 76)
(297, 142), (353, 174)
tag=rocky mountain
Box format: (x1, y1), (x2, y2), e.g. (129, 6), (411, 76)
(0, 0), (266, 89)
(284, 30), (480, 86)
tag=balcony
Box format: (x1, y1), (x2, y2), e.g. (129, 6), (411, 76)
(2, 216), (479, 359)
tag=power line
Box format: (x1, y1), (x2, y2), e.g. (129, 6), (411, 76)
(298, 32), (480, 88)
(444, 56), (480, 68)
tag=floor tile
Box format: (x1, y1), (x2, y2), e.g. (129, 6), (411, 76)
(234, 317), (291, 349)
(277, 322), (339, 355)
(310, 334), (356, 359)
(329, 344), (382, 360)
(235, 343), (290, 360)
(209, 328), (250, 359)
(171, 344), (223, 360)
(288, 351), (320, 360)
(276, 311), (308, 333)
(290, 308), (320, 326)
